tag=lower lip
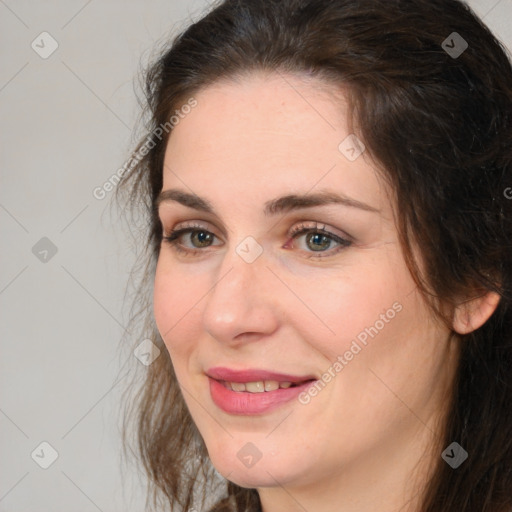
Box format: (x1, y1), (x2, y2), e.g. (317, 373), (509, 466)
(208, 377), (315, 415)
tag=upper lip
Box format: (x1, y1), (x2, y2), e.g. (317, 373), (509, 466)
(206, 366), (317, 383)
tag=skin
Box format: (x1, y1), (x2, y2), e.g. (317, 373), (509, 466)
(153, 72), (466, 511)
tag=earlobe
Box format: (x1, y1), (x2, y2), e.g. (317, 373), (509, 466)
(452, 291), (501, 335)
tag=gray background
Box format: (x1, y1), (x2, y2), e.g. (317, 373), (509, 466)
(1, 1), (511, 511)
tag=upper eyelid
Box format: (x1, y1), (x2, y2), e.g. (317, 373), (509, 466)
(167, 220), (220, 236)
(165, 221), (351, 245)
(159, 211), (352, 236)
(156, 203), (361, 237)
(290, 222), (352, 241)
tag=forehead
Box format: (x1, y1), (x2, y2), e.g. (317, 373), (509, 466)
(162, 72), (390, 216)
(165, 72), (346, 162)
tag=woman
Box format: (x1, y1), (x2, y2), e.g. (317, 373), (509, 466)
(117, 0), (512, 510)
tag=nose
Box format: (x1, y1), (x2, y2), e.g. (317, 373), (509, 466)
(201, 243), (280, 346)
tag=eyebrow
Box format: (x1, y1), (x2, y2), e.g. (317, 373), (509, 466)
(155, 188), (380, 216)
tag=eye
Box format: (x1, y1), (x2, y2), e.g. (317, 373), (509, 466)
(162, 222), (220, 256)
(161, 221), (352, 259)
(285, 222), (352, 259)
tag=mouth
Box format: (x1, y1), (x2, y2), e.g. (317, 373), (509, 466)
(218, 379), (314, 392)
(206, 366), (317, 384)
(206, 366), (318, 414)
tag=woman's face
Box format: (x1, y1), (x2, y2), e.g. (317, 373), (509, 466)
(153, 73), (458, 497)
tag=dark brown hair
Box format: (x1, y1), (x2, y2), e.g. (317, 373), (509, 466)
(117, 0), (512, 510)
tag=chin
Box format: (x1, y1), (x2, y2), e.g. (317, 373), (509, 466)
(213, 463), (281, 489)
(207, 446), (303, 489)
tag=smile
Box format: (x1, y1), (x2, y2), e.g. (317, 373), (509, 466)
(206, 367), (317, 414)
(220, 380), (302, 392)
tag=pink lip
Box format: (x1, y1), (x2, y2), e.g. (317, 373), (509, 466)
(206, 366), (316, 383)
(206, 367), (317, 415)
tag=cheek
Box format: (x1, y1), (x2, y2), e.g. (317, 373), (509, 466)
(153, 258), (199, 358)
(293, 257), (413, 362)
(153, 261), (172, 341)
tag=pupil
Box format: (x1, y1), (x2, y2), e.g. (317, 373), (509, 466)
(193, 230), (212, 247)
(308, 233), (330, 251)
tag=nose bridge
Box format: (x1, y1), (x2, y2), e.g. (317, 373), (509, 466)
(201, 237), (278, 342)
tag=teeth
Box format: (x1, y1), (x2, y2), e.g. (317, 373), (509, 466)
(264, 380), (279, 391)
(231, 382), (246, 392)
(224, 380), (298, 392)
(245, 381), (265, 393)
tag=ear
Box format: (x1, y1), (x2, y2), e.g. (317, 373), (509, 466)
(452, 291), (501, 335)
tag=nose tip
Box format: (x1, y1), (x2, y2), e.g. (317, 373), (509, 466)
(201, 250), (279, 345)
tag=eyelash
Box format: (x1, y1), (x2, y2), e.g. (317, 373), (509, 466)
(161, 221), (352, 259)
